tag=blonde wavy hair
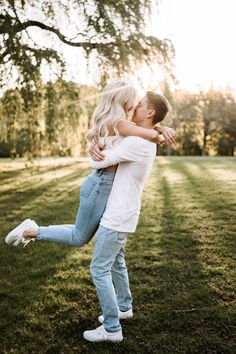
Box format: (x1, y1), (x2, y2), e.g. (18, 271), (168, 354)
(87, 80), (138, 145)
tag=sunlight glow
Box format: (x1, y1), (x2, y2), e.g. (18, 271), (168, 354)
(147, 0), (236, 92)
(5, 0), (236, 93)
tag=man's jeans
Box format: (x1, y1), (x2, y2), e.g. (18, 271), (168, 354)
(37, 170), (115, 246)
(90, 225), (133, 332)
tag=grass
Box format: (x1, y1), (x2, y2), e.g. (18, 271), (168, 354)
(0, 156), (235, 354)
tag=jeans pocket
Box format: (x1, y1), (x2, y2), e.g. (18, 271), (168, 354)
(80, 177), (98, 198)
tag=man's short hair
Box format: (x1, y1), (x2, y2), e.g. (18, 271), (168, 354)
(146, 91), (171, 124)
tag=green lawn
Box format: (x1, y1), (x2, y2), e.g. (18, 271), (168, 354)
(0, 157), (235, 354)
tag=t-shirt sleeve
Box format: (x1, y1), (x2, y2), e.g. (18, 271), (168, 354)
(90, 137), (151, 169)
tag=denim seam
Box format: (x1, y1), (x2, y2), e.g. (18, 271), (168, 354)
(120, 240), (130, 311)
(92, 227), (121, 332)
(72, 178), (101, 244)
(113, 248), (130, 311)
(82, 174), (115, 235)
(93, 228), (111, 314)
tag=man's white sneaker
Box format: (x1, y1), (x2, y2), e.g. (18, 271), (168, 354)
(98, 308), (133, 324)
(5, 219), (39, 247)
(83, 325), (123, 342)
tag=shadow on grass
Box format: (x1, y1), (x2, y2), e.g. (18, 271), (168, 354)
(0, 160), (82, 184)
(0, 165), (100, 353)
(1, 158), (235, 353)
(172, 161), (236, 256)
(122, 173), (234, 353)
(174, 159), (235, 209)
(0, 167), (89, 227)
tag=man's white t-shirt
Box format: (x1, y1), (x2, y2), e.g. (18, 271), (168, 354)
(90, 136), (156, 233)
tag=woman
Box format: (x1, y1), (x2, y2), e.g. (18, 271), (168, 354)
(5, 80), (164, 247)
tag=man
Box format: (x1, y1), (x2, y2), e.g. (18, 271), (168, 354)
(83, 92), (175, 342)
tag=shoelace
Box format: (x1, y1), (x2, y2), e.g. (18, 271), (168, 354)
(22, 238), (36, 248)
(13, 237), (35, 247)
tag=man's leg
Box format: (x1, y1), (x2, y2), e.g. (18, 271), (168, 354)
(111, 245), (133, 312)
(90, 225), (128, 333)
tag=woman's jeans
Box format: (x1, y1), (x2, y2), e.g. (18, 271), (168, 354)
(37, 170), (116, 246)
(90, 225), (133, 333)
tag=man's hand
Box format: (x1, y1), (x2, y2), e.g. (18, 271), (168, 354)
(90, 143), (106, 161)
(154, 125), (176, 145)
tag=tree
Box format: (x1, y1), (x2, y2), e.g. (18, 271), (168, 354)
(171, 91), (203, 156)
(1, 88), (24, 157)
(44, 79), (81, 156)
(0, 0), (174, 88)
(20, 81), (44, 159)
(197, 91), (221, 155)
(170, 89), (236, 156)
(0, 80), (98, 157)
(215, 91), (236, 156)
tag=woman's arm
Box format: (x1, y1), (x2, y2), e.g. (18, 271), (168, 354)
(154, 124), (176, 144)
(117, 120), (163, 143)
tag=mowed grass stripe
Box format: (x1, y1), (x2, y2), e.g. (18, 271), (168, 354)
(0, 163), (90, 229)
(1, 161), (96, 353)
(0, 157), (235, 354)
(124, 157), (235, 353)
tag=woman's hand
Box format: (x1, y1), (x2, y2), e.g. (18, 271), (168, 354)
(90, 143), (106, 161)
(156, 134), (166, 146)
(154, 125), (176, 145)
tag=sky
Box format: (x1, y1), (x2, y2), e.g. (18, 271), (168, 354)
(147, 0), (236, 92)
(54, 0), (236, 93)
(5, 0), (236, 93)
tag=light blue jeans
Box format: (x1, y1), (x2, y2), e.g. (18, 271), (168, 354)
(37, 170), (116, 246)
(90, 225), (133, 333)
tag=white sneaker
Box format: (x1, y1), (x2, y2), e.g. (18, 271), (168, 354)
(83, 325), (123, 342)
(5, 219), (39, 247)
(98, 308), (133, 324)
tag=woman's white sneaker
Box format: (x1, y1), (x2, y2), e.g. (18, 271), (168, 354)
(5, 219), (39, 247)
(83, 325), (123, 342)
(98, 308), (133, 324)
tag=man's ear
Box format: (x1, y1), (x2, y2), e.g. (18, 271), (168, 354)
(147, 109), (155, 120)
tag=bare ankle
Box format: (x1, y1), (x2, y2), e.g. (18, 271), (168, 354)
(23, 228), (37, 239)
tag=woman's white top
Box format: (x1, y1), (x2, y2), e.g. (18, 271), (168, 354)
(90, 135), (156, 233)
(98, 135), (123, 149)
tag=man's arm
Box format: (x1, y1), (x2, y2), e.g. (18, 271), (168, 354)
(90, 137), (148, 169)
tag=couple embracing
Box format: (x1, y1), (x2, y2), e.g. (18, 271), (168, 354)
(5, 80), (176, 342)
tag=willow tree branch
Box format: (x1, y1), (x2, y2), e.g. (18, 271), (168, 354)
(14, 19), (103, 49)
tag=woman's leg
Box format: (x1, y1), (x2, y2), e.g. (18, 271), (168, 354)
(28, 171), (115, 247)
(48, 224), (75, 229)
(71, 170), (116, 245)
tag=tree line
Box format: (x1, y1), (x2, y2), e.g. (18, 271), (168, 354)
(166, 88), (236, 156)
(0, 80), (235, 158)
(0, 80), (98, 158)
(0, 0), (177, 159)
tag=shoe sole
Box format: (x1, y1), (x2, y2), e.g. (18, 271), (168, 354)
(83, 333), (123, 342)
(5, 223), (29, 244)
(5, 219), (38, 245)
